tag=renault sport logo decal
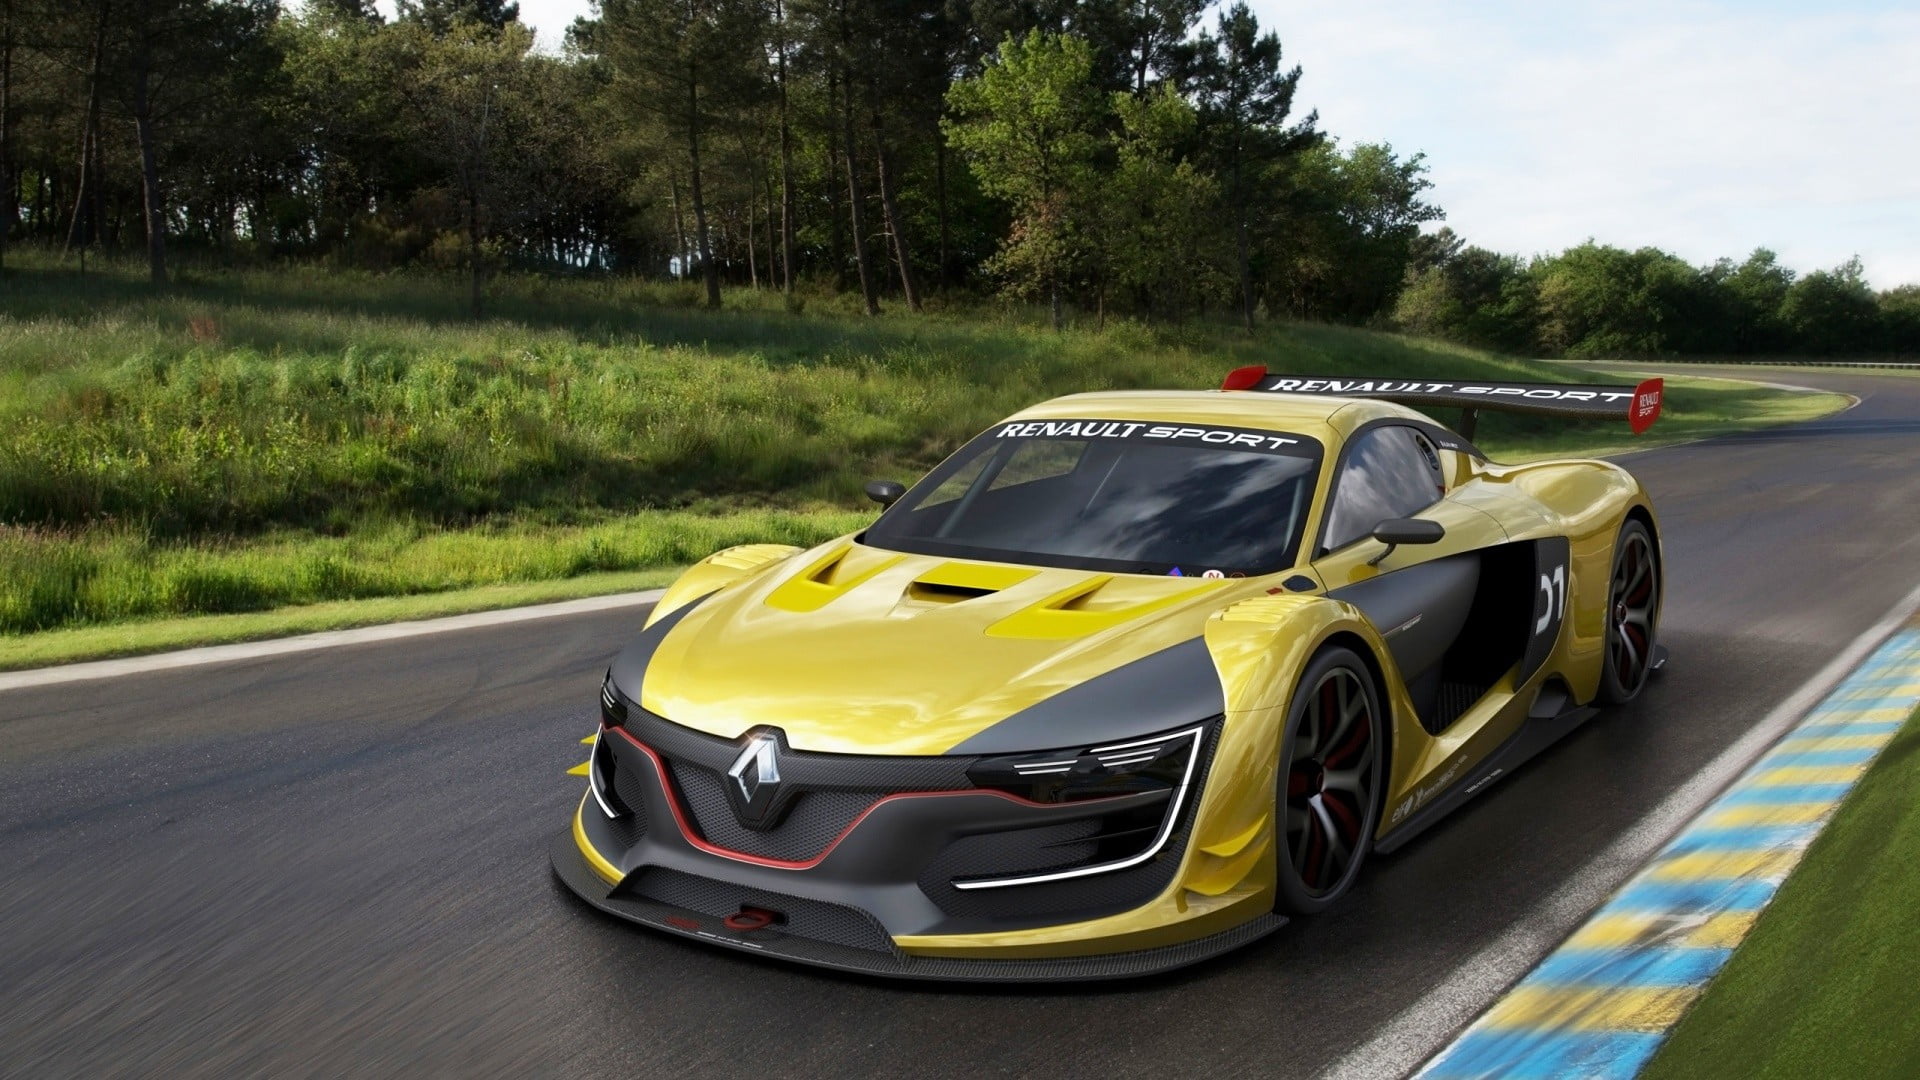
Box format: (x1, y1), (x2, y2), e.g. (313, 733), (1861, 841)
(726, 733), (784, 827)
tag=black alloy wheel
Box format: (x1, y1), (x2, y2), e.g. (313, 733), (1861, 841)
(1599, 519), (1661, 704)
(1274, 646), (1383, 915)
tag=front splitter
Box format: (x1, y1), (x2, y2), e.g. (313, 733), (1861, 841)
(549, 831), (1284, 983)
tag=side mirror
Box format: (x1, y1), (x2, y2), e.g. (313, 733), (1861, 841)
(1368, 518), (1444, 566)
(865, 480), (906, 508)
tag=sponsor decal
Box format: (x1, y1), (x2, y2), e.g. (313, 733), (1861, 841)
(1630, 377), (1665, 434)
(1409, 756), (1466, 814)
(1201, 569), (1225, 580)
(993, 418), (1307, 453)
(1464, 767), (1504, 796)
(1167, 566), (1185, 577)
(1263, 377), (1636, 405)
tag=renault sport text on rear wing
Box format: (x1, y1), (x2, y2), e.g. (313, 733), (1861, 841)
(1219, 365), (1663, 438)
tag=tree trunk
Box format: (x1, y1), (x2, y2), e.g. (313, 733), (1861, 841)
(934, 135), (949, 291)
(774, 0), (796, 294)
(1234, 156), (1254, 331)
(1236, 215), (1254, 331)
(839, 69), (878, 315)
(466, 184), (483, 315)
(130, 6), (168, 287)
(763, 169), (780, 287)
(869, 106), (919, 311)
(686, 62), (720, 308)
(825, 96), (845, 291)
(64, 0), (110, 257)
(745, 176), (759, 289)
(669, 173), (687, 279)
(1049, 283), (1062, 331)
(0, 0), (12, 274)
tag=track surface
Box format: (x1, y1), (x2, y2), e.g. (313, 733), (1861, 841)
(7, 369), (1920, 1079)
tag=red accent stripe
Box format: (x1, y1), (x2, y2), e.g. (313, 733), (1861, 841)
(608, 726), (1089, 871)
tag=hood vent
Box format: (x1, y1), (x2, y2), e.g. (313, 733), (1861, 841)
(906, 580), (999, 604)
(900, 562), (1039, 606)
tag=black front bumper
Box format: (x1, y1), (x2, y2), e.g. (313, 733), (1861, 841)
(550, 829), (1283, 982)
(550, 706), (1284, 981)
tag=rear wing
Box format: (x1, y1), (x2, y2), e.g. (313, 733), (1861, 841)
(1220, 365), (1663, 439)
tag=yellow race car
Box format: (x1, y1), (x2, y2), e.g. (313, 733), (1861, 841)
(551, 368), (1668, 980)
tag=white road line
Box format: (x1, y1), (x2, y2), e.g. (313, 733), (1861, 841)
(1318, 576), (1920, 1080)
(0, 589), (667, 694)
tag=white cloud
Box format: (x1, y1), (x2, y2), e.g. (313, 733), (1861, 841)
(1257, 0), (1920, 286)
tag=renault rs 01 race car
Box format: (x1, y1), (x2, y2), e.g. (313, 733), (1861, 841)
(551, 367), (1668, 980)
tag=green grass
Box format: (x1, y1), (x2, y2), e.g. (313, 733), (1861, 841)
(0, 249), (1848, 658)
(0, 569), (685, 671)
(1642, 706), (1920, 1079)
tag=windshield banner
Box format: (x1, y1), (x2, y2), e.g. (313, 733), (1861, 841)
(991, 418), (1320, 456)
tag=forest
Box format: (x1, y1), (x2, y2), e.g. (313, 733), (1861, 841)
(1, 0), (1915, 357)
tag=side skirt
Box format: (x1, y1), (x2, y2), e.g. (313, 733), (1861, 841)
(1373, 685), (1598, 855)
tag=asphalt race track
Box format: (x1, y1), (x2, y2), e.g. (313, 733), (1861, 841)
(7, 368), (1920, 1079)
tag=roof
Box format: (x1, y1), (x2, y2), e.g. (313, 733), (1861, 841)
(1005, 389), (1428, 443)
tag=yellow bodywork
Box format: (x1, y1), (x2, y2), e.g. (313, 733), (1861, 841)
(586, 389), (1658, 959)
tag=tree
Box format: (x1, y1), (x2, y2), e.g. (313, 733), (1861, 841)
(1266, 140), (1440, 324)
(944, 29), (1103, 328)
(1879, 285), (1920, 355)
(384, 17), (545, 313)
(598, 0), (766, 308)
(1394, 242), (1536, 353)
(1780, 257), (1879, 355)
(395, 0), (520, 36)
(1705, 248), (1795, 353)
(1099, 83), (1226, 321)
(1192, 2), (1317, 329)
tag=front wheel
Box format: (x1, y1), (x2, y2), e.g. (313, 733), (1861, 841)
(1273, 646), (1383, 916)
(1598, 518), (1661, 705)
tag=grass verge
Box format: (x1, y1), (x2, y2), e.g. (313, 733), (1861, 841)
(1641, 706), (1920, 1079)
(0, 255), (1850, 665)
(0, 568), (684, 672)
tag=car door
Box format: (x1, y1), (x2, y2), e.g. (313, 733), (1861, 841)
(1310, 424), (1507, 703)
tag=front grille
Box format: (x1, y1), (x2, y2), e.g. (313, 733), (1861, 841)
(612, 693), (977, 863)
(616, 695), (977, 792)
(622, 867), (897, 955)
(666, 760), (880, 861)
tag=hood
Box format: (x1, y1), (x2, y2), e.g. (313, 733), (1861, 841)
(621, 541), (1237, 755)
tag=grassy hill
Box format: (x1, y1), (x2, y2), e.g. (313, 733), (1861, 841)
(0, 254), (1842, 654)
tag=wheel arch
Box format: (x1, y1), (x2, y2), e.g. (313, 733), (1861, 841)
(1313, 629), (1397, 819)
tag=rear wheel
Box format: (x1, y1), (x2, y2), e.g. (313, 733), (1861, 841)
(1274, 647), (1383, 915)
(1598, 518), (1661, 704)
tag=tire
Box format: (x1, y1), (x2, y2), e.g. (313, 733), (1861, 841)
(1273, 646), (1384, 916)
(1598, 518), (1661, 705)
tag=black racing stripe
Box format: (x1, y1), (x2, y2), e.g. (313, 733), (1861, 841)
(608, 595), (708, 702)
(945, 637), (1225, 755)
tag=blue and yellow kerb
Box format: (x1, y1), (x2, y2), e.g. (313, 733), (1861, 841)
(1418, 626), (1920, 1079)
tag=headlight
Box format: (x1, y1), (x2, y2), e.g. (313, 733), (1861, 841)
(600, 670), (628, 729)
(965, 724), (1207, 804)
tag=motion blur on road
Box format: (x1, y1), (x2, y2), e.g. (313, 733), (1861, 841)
(6, 368), (1920, 1079)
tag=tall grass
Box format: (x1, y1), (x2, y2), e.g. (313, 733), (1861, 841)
(0, 250), (1828, 634)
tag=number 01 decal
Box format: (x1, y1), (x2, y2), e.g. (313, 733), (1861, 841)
(1520, 537), (1572, 685)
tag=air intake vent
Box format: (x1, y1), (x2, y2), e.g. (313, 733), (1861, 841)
(905, 581), (998, 604)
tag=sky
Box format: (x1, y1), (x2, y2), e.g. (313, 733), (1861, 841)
(387, 0), (1920, 288)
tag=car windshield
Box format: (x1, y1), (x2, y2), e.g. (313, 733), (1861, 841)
(863, 418), (1323, 576)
